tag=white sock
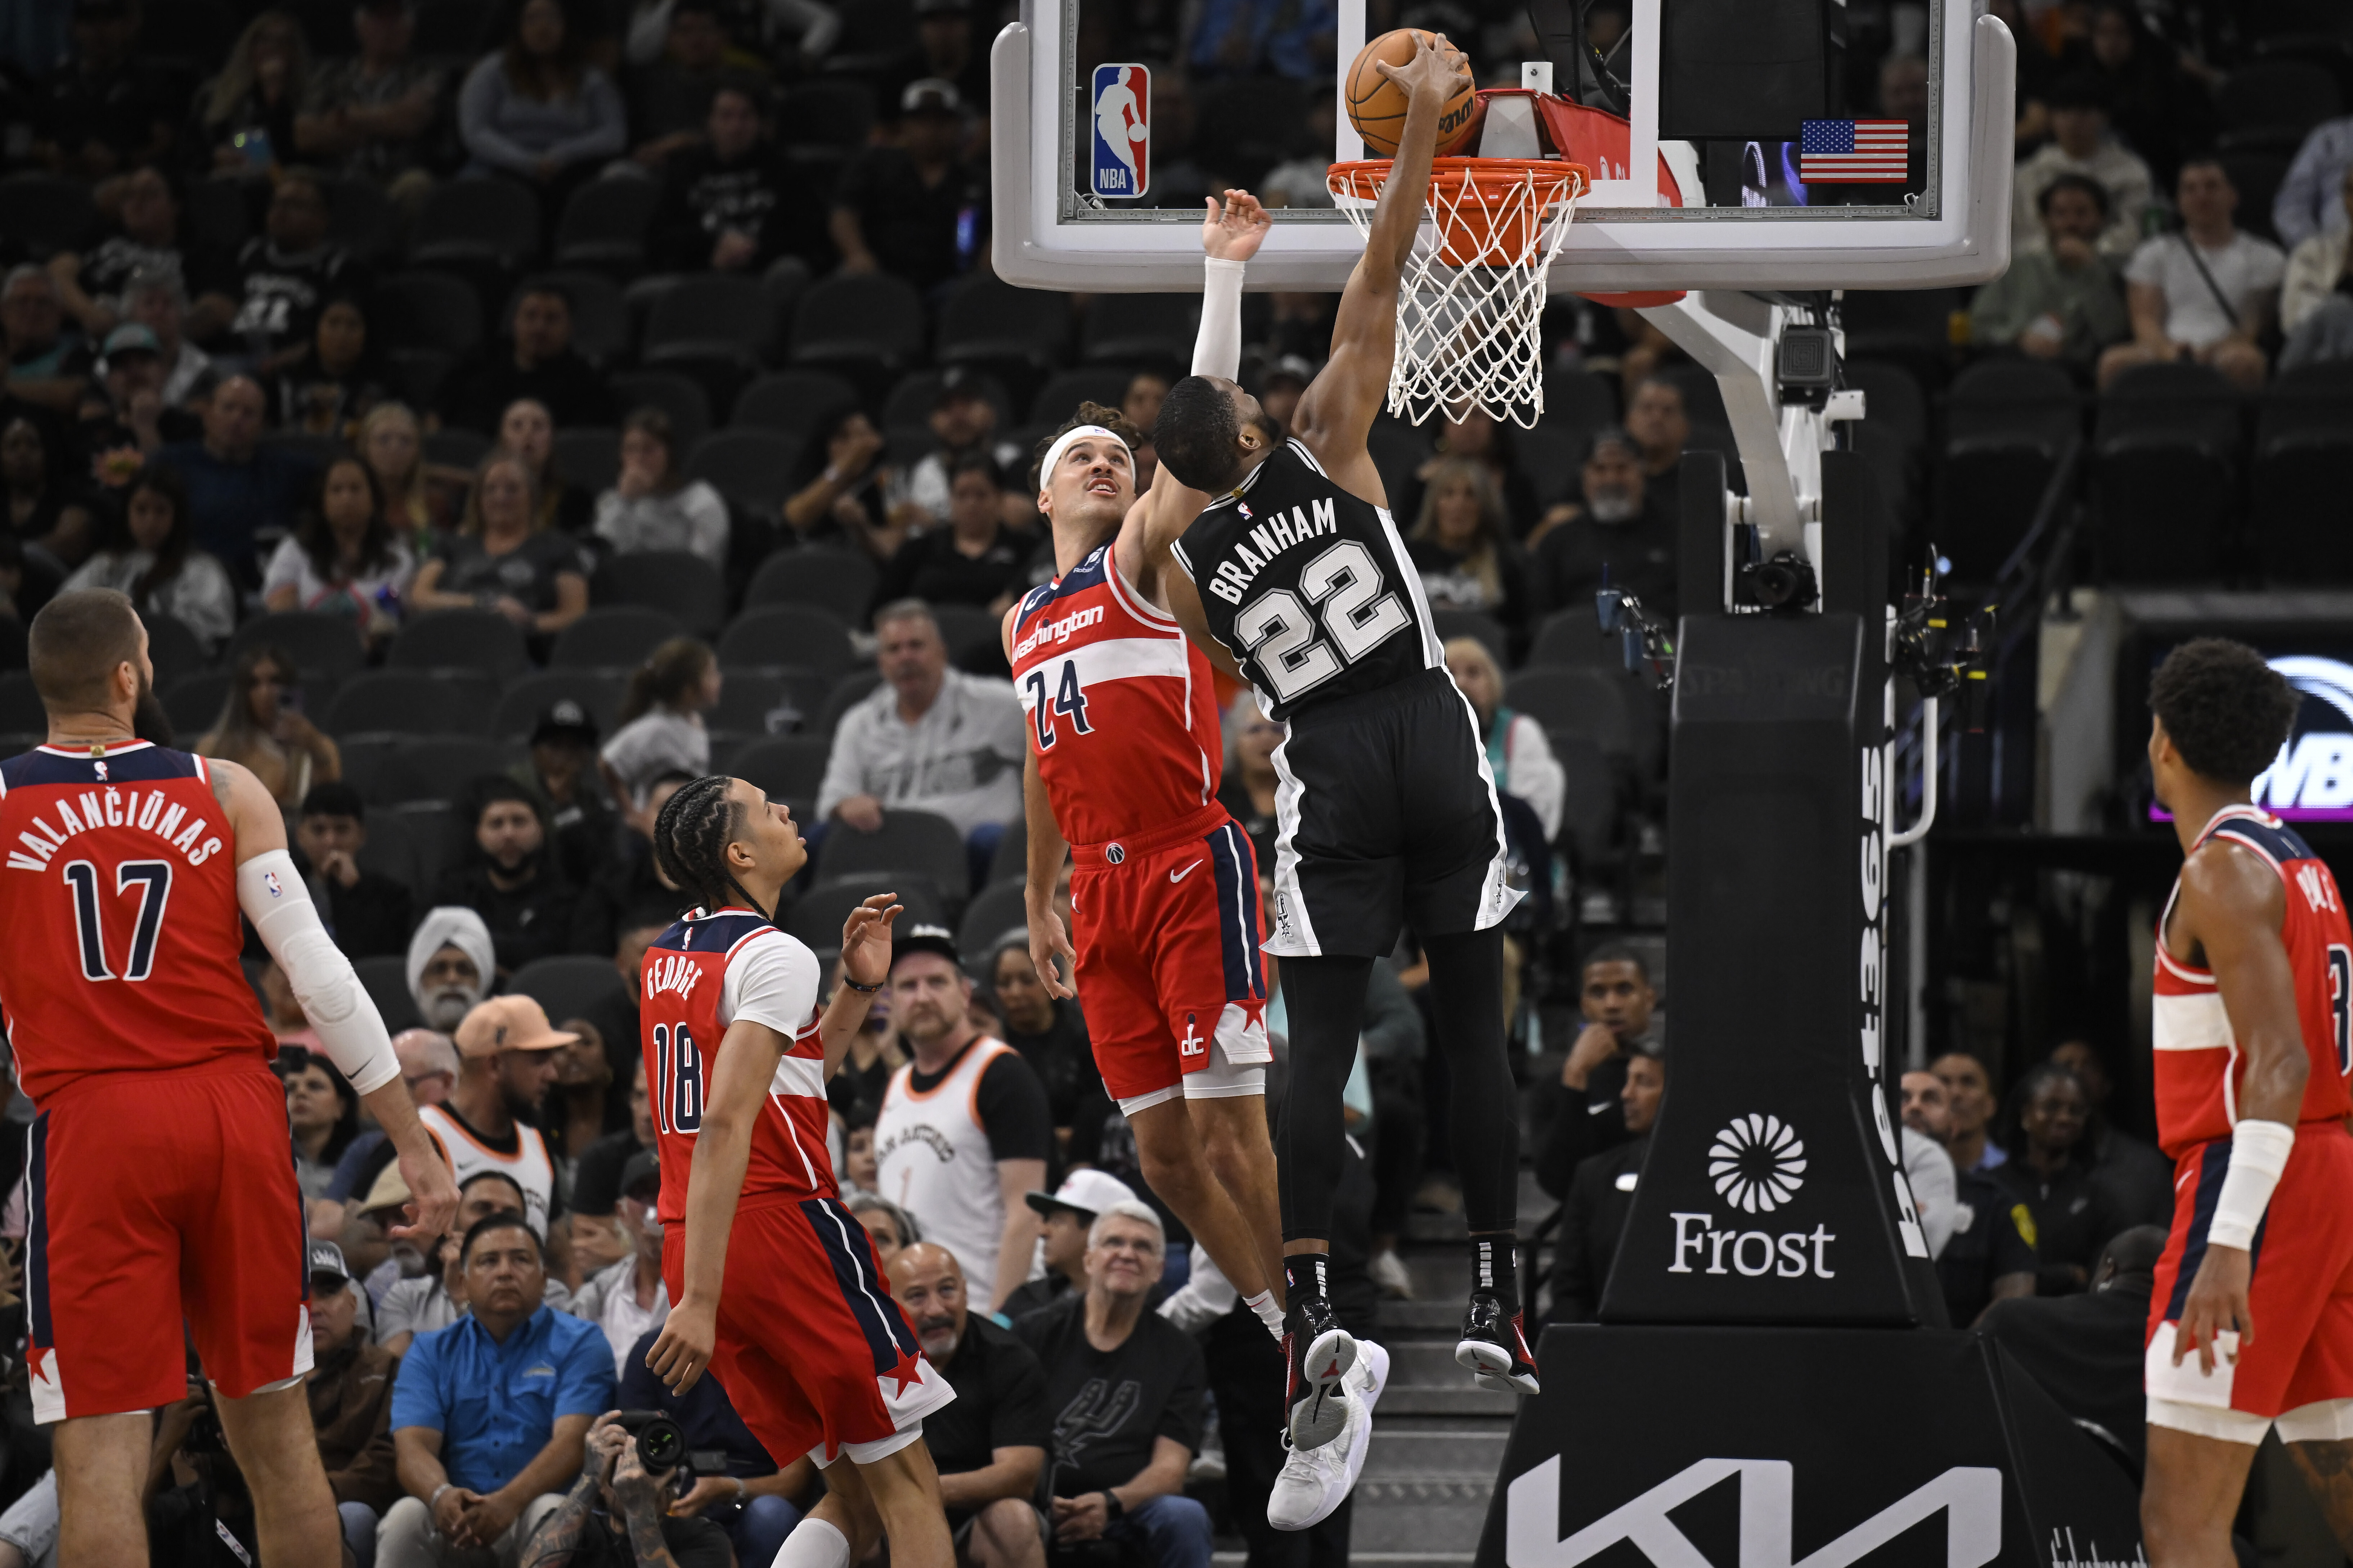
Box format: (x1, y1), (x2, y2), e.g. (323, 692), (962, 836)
(1245, 1288), (1284, 1340)
(772, 1517), (850, 1568)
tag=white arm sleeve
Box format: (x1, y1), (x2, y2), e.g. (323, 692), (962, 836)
(237, 850), (399, 1094)
(1192, 257), (1245, 380)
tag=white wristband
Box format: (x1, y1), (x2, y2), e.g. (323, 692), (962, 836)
(2207, 1118), (2295, 1250)
(1192, 256), (1245, 381)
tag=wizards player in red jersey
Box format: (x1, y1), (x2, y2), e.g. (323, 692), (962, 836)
(2140, 639), (2353, 1568)
(639, 775), (955, 1568)
(0, 590), (456, 1567)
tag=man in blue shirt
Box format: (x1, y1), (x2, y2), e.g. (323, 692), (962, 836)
(157, 373), (313, 582)
(381, 1214), (616, 1567)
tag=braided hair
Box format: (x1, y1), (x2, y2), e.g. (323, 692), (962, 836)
(652, 774), (768, 918)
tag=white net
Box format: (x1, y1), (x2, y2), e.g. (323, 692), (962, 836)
(1327, 158), (1586, 429)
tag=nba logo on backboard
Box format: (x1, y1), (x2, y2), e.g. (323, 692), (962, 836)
(1090, 65), (1149, 200)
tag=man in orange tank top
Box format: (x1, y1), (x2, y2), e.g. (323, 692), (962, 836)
(2141, 639), (2353, 1567)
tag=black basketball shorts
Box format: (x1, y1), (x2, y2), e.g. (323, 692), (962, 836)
(1263, 668), (1522, 958)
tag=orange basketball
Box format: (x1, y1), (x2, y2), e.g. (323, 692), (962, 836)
(1344, 28), (1479, 158)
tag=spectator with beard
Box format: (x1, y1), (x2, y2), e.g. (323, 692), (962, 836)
(418, 996), (571, 1241)
(1531, 428), (1678, 625)
(48, 166), (238, 342)
(654, 80), (829, 274)
(889, 368), (1021, 531)
(521, 700), (616, 890)
(304, 1240), (403, 1566)
(157, 372), (315, 576)
(376, 1170), (576, 1353)
(82, 323), (202, 460)
(566, 1153), (668, 1373)
(224, 171), (372, 378)
(407, 907), (497, 1033)
(889, 1243), (1050, 1568)
(542, 1019), (620, 1185)
(443, 285), (618, 437)
(1903, 1069), (2036, 1326)
(1001, 1170), (1137, 1320)
(193, 642), (342, 805)
(1546, 1048), (1663, 1323)
(435, 776), (587, 974)
(989, 939), (1106, 1154)
(831, 79), (986, 294)
(289, 782), (415, 958)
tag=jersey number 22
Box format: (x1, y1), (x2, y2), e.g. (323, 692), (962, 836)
(1235, 540), (1411, 702)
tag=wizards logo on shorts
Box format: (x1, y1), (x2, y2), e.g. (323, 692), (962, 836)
(1090, 64), (1150, 200)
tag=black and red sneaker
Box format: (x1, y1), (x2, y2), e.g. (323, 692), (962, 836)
(1454, 1292), (1540, 1396)
(1283, 1295), (1357, 1451)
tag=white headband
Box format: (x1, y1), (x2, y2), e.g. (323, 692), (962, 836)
(1039, 425), (1132, 491)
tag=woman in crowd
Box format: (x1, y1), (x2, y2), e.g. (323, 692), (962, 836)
(593, 407), (728, 566)
(358, 401), (438, 548)
(846, 1193), (919, 1271)
(273, 295), (389, 435)
(1988, 1063), (2126, 1295)
(1408, 457), (1531, 644)
(2083, 0), (2210, 188)
(199, 9), (311, 176)
(408, 452), (591, 637)
(457, 0), (627, 203)
(262, 455), (415, 643)
(197, 642), (344, 807)
(1216, 691), (1284, 873)
(496, 396), (592, 534)
(866, 454), (1031, 625)
(600, 638), (718, 816)
(284, 1047), (363, 1203)
(782, 405), (895, 557)
(1, 416), (89, 596)
(60, 461), (236, 648)
(1443, 635), (1563, 843)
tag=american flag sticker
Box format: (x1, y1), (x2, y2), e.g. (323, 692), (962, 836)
(1797, 120), (1910, 183)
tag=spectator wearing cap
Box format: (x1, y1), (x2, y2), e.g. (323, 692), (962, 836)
(124, 267), (219, 408)
(82, 322), (200, 457)
(2100, 158), (2284, 391)
(2010, 75), (2153, 261)
(566, 1152), (669, 1374)
(616, 1319), (812, 1568)
(295, 0), (448, 212)
(1015, 1202), (1212, 1568)
(382, 1213), (615, 1567)
(831, 77), (987, 292)
(891, 366), (1023, 531)
(306, 1239), (404, 1567)
(652, 78), (832, 276)
(377, 1169), (578, 1353)
(408, 906), (496, 1031)
(869, 454), (1032, 626)
(821, 600), (1026, 864)
(434, 776), (589, 974)
(419, 995), (572, 1241)
(1002, 1169), (1140, 1320)
(891, 1242), (1051, 1568)
(288, 781), (416, 958)
(1968, 172), (2131, 369)
(874, 925), (1052, 1310)
(883, 0), (991, 118)
(443, 281), (618, 437)
(518, 699), (616, 891)
(1530, 426), (1678, 625)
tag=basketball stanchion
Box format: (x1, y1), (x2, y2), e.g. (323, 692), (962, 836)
(1326, 157), (1588, 428)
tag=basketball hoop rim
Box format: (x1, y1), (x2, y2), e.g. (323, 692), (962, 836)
(1326, 156), (1592, 208)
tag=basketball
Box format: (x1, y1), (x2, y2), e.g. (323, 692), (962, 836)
(1344, 28), (1479, 158)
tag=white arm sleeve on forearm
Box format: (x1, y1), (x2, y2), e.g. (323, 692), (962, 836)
(237, 850), (399, 1094)
(2208, 1117), (2296, 1250)
(1192, 257), (1245, 380)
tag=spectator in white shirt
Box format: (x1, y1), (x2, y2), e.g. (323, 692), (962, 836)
(592, 407), (728, 567)
(2011, 75), (2156, 261)
(2281, 161), (2353, 338)
(2100, 158), (2286, 391)
(2273, 114), (2353, 251)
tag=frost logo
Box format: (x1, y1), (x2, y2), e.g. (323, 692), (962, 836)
(1708, 1115), (1807, 1214)
(1505, 1455), (2002, 1568)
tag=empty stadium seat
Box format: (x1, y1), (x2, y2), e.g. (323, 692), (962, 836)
(423, 427), (491, 470)
(356, 736), (518, 805)
(733, 371), (861, 437)
(1550, 733), (1621, 866)
(376, 272), (485, 358)
(410, 178), (540, 269)
(230, 612), (368, 685)
(165, 671), (234, 736)
(744, 548), (880, 612)
(686, 429), (803, 514)
(1939, 359), (2083, 580)
(549, 607), (686, 671)
(493, 670), (626, 739)
(1081, 294), (1198, 365)
(814, 809), (969, 900)
(324, 671), (496, 739)
(1431, 609), (1506, 668)
(551, 426), (621, 495)
(0, 174), (96, 261)
(1543, 365), (1620, 432)
(323, 174), (396, 260)
(1844, 359), (1927, 454)
(774, 80), (876, 173)
(718, 606), (857, 681)
(554, 177), (663, 272)
(1029, 368), (1134, 425)
(0, 672), (44, 734)
(785, 873), (943, 950)
(387, 610), (532, 680)
(2215, 60), (2341, 149)
(730, 735), (831, 798)
(509, 955), (633, 1031)
(387, 800), (458, 891)
(1840, 289), (1961, 392)
(642, 273), (778, 409)
(1526, 609), (1621, 668)
(590, 551), (727, 637)
(2218, 150), (2293, 243)
(708, 669), (822, 739)
(818, 670), (884, 734)
(1507, 666), (1638, 759)
(608, 371), (712, 452)
(882, 370), (1014, 435)
(2091, 362), (2242, 582)
(140, 613), (210, 688)
(929, 604), (1001, 665)
(353, 807), (421, 893)
(936, 275), (1072, 373)
(355, 955), (424, 1033)
(790, 274), (925, 378)
(2251, 362), (2353, 582)
(957, 879), (1029, 961)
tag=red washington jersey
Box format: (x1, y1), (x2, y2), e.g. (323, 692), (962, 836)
(2153, 804), (2353, 1158)
(0, 742), (274, 1104)
(1010, 542), (1223, 846)
(640, 907), (831, 1221)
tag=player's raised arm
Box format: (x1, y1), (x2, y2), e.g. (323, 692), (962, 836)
(1292, 31), (1470, 463)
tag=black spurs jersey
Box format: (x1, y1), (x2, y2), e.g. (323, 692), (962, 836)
(1169, 441), (1443, 722)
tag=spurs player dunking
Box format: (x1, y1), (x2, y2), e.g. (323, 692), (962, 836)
(1144, 30), (1537, 1448)
(2138, 639), (2353, 1568)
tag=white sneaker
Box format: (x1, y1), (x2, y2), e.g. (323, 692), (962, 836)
(1353, 1338), (1391, 1406)
(1368, 1249), (1414, 1299)
(1285, 1323), (1357, 1450)
(1269, 1371), (1373, 1530)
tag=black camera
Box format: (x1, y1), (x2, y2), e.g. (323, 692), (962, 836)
(1738, 549), (1818, 611)
(612, 1410), (686, 1473)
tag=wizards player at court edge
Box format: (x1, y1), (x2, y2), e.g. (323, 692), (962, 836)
(638, 776), (961, 1568)
(2138, 638), (2353, 1568)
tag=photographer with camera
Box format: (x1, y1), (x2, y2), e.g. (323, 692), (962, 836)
(512, 1410), (733, 1567)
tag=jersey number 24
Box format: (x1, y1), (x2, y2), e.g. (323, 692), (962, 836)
(1235, 540), (1411, 703)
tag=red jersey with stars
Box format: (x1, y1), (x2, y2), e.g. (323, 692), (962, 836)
(0, 742), (275, 1105)
(2152, 805), (2353, 1159)
(640, 906), (832, 1218)
(1010, 542), (1224, 847)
